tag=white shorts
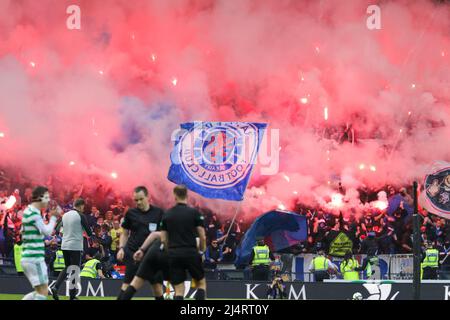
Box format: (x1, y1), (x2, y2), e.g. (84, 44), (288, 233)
(21, 260), (49, 287)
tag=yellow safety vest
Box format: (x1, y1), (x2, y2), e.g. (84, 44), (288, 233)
(252, 245), (270, 266)
(110, 228), (122, 251)
(340, 258), (359, 280)
(14, 244), (23, 273)
(80, 259), (100, 278)
(365, 256), (379, 277)
(421, 249), (439, 269)
(53, 250), (66, 271)
(313, 256), (328, 271)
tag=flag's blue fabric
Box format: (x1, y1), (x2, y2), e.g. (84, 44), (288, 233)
(168, 122), (267, 201)
(234, 210), (308, 267)
(387, 194), (413, 216)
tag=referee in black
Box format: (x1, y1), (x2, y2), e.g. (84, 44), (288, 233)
(161, 185), (207, 300)
(118, 231), (169, 300)
(116, 186), (164, 300)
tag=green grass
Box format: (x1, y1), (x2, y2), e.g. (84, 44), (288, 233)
(0, 294), (152, 300)
(0, 294), (242, 301)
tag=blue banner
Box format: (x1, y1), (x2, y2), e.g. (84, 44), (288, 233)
(235, 210), (308, 267)
(168, 122), (267, 201)
(387, 194), (413, 216)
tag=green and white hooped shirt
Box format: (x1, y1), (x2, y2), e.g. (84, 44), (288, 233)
(21, 205), (56, 263)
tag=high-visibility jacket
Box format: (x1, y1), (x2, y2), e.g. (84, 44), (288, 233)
(252, 245), (270, 266)
(80, 259), (100, 278)
(312, 256), (328, 271)
(110, 228), (122, 251)
(14, 244), (23, 273)
(340, 258), (360, 280)
(53, 250), (66, 272)
(421, 249), (439, 269)
(365, 256), (379, 277)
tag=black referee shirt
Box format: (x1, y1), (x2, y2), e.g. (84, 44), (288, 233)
(160, 203), (204, 256)
(121, 206), (164, 252)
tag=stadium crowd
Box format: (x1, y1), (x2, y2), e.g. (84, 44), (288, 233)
(0, 167), (448, 277)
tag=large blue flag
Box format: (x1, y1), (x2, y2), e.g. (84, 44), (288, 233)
(234, 210), (308, 267)
(168, 121), (267, 201)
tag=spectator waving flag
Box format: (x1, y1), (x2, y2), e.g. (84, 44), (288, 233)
(234, 210), (308, 267)
(420, 162), (450, 219)
(168, 121), (267, 201)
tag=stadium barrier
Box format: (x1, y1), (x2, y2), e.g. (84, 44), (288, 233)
(292, 254), (415, 281)
(0, 253), (446, 280)
(2, 275), (450, 299)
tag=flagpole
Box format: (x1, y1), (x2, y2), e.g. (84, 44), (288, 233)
(412, 181), (421, 300)
(225, 201), (242, 238)
(225, 123), (266, 239)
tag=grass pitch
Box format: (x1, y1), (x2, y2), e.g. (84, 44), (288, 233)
(0, 294), (152, 300)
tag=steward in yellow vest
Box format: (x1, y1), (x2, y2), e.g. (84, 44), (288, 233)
(250, 239), (273, 281)
(421, 241), (439, 280)
(14, 242), (24, 275)
(80, 257), (105, 279)
(340, 251), (360, 281)
(309, 245), (338, 282)
(53, 250), (66, 273)
(252, 245), (271, 266)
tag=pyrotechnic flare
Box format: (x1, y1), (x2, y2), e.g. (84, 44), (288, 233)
(0, 0), (447, 221)
(330, 193), (344, 208)
(5, 196), (16, 210)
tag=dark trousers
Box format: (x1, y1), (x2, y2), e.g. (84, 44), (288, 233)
(252, 265), (270, 281)
(52, 270), (63, 278)
(110, 250), (117, 264)
(314, 271), (329, 282)
(204, 261), (218, 270)
(53, 250), (82, 299)
(422, 267), (438, 280)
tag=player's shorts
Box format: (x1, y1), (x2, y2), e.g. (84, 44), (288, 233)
(123, 248), (141, 284)
(136, 249), (170, 284)
(168, 252), (205, 286)
(21, 260), (49, 287)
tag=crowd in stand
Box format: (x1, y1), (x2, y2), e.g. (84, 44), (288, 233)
(1, 168), (449, 277)
(292, 189), (450, 256)
(0, 169), (251, 276)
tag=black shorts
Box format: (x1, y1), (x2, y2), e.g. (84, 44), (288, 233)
(62, 250), (82, 268)
(136, 249), (170, 284)
(168, 253), (205, 285)
(123, 248), (141, 284)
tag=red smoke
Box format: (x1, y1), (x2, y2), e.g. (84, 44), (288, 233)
(0, 0), (449, 218)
